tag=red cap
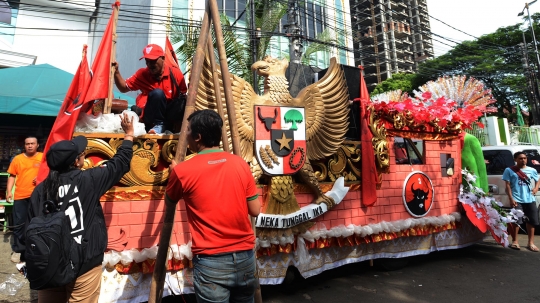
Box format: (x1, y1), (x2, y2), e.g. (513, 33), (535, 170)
(139, 44), (164, 60)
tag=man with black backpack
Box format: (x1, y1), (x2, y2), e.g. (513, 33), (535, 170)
(24, 113), (134, 302)
(503, 151), (540, 252)
(112, 43), (187, 134)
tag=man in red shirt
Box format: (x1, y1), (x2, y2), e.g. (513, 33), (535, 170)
(166, 110), (261, 303)
(113, 44), (187, 134)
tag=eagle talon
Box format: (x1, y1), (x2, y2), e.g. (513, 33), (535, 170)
(315, 195), (335, 209)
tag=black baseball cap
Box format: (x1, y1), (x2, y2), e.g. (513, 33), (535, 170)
(46, 136), (88, 170)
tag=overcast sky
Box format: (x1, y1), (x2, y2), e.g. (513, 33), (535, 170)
(427, 0), (540, 56)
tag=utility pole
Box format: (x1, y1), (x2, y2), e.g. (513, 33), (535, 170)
(249, 0), (259, 94)
(521, 35), (540, 124)
(284, 0), (303, 64)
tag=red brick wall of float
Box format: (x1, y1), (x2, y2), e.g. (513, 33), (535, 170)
(101, 138), (461, 250)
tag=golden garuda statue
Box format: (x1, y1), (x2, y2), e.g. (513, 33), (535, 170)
(196, 56), (350, 237)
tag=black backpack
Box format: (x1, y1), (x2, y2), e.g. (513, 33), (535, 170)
(25, 183), (82, 290)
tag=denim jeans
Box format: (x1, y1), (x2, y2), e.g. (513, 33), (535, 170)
(193, 250), (256, 303)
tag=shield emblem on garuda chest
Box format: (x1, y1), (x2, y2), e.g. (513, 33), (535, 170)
(254, 105), (306, 175)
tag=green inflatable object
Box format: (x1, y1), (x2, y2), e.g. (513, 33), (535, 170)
(461, 133), (488, 192)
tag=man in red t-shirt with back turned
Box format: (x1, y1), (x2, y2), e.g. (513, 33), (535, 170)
(113, 44), (187, 134)
(166, 109), (261, 303)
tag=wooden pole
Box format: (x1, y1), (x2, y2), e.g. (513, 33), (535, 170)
(206, 38), (230, 152)
(104, 2), (120, 114)
(208, 0), (241, 155)
(148, 2), (211, 303)
(208, 2), (262, 302)
(173, 1), (212, 163)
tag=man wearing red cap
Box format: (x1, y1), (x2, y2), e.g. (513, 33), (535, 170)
(113, 44), (187, 134)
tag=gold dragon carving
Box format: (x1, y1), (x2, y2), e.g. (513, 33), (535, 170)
(196, 55), (350, 237)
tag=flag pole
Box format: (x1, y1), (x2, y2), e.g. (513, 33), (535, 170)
(104, 1), (120, 114)
(148, 1), (212, 303)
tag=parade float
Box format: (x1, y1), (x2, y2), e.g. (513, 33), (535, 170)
(41, 2), (521, 303)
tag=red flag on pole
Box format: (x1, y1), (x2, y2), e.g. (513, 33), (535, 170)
(164, 35), (187, 92)
(36, 46), (92, 183)
(84, 2), (118, 103)
(165, 35), (179, 68)
(354, 66), (378, 206)
(36, 4), (118, 183)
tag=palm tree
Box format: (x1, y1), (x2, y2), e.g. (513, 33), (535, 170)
(169, 0), (344, 87)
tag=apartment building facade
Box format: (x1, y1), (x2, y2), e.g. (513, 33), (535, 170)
(350, 0), (434, 90)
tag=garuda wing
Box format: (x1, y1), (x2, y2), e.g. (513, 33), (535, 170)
(293, 57), (350, 160)
(195, 55), (257, 163)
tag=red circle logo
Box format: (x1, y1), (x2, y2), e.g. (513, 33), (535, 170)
(403, 171), (434, 217)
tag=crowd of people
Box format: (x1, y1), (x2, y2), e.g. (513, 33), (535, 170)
(6, 108), (261, 303)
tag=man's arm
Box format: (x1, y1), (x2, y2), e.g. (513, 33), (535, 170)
(6, 174), (15, 202)
(112, 62), (130, 93)
(505, 180), (517, 208)
(247, 196), (260, 217)
(531, 170), (540, 195)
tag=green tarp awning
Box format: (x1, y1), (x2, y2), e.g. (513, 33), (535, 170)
(0, 64), (135, 116)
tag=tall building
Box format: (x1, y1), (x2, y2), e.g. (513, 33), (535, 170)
(350, 0), (434, 90)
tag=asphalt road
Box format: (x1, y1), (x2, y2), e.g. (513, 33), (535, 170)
(1, 232), (538, 303)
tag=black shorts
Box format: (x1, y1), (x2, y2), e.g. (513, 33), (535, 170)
(518, 202), (540, 226)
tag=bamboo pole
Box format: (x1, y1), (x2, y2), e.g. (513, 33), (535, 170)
(148, 2), (211, 303)
(173, 1), (212, 163)
(104, 2), (120, 114)
(208, 0), (241, 155)
(208, 2), (262, 302)
(206, 38), (230, 152)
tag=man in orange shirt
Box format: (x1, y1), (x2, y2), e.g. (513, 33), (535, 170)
(166, 110), (261, 303)
(6, 136), (42, 263)
(113, 44), (187, 134)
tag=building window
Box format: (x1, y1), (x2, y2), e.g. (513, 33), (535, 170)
(0, 0), (11, 24)
(394, 137), (424, 164)
(0, 0), (18, 44)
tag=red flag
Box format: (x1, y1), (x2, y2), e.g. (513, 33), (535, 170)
(165, 35), (179, 68)
(354, 66), (378, 206)
(84, 2), (118, 103)
(36, 45), (92, 182)
(36, 3), (119, 183)
(164, 35), (187, 93)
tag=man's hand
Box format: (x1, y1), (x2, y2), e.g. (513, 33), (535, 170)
(169, 159), (178, 170)
(120, 113), (135, 135)
(113, 62), (129, 93)
(510, 199), (517, 208)
(534, 188), (539, 195)
(6, 192), (13, 203)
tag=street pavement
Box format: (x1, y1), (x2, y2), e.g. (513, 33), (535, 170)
(0, 231), (539, 303)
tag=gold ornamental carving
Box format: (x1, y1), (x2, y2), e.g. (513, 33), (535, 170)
(368, 108), (389, 173)
(312, 142), (362, 183)
(82, 136), (177, 186)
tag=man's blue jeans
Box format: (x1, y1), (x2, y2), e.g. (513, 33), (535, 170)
(193, 250), (256, 303)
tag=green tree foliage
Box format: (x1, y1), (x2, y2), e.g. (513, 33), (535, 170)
(371, 73), (423, 96)
(416, 17), (536, 120)
(170, 0), (287, 86)
(370, 14), (539, 123)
